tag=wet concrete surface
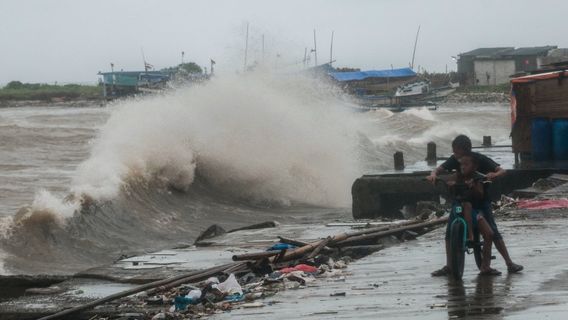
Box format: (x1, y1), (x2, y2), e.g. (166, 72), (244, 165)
(2, 212), (568, 319)
(216, 212), (568, 319)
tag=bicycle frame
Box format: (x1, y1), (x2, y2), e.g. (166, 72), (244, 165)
(450, 202), (468, 250)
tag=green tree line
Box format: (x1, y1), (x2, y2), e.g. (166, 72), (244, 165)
(0, 81), (101, 101)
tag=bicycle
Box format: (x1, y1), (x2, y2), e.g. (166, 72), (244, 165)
(431, 177), (488, 281)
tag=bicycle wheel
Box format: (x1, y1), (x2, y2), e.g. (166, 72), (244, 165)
(449, 220), (466, 281)
(473, 229), (483, 270)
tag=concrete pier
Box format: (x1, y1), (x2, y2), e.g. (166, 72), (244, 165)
(352, 169), (568, 219)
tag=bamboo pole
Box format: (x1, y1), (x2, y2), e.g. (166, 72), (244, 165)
(38, 263), (235, 320)
(276, 233), (350, 262)
(334, 217), (448, 247)
(277, 236), (335, 253)
(232, 250), (282, 261)
(307, 236), (331, 259)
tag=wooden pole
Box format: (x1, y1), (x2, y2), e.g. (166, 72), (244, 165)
(426, 142), (437, 165)
(394, 151), (405, 170)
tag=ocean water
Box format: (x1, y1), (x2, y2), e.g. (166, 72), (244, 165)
(0, 73), (511, 274)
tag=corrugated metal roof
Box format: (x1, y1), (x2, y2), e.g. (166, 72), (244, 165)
(459, 47), (514, 57)
(511, 70), (568, 83)
(505, 46), (557, 56)
(460, 46), (557, 59)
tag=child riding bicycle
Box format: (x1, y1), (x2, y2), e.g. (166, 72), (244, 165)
(447, 153), (497, 275)
(429, 135), (523, 276)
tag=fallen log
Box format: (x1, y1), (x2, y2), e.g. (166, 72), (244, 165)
(334, 217), (448, 247)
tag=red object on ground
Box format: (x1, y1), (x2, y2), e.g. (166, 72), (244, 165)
(279, 264), (318, 274)
(516, 199), (568, 210)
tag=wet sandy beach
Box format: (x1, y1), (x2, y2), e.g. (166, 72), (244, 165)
(216, 212), (568, 319)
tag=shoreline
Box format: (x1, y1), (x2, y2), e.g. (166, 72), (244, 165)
(0, 90), (510, 109)
(0, 98), (104, 109)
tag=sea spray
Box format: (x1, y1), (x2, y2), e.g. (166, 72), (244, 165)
(72, 72), (362, 207)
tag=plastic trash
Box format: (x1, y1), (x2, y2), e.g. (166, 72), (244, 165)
(280, 263), (318, 274)
(215, 273), (243, 295)
(223, 293), (244, 302)
(174, 295), (199, 311)
(206, 276), (220, 284)
(186, 289), (202, 300)
(173, 289), (203, 311)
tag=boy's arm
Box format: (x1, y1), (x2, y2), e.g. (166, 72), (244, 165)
(485, 166), (506, 181)
(427, 165), (446, 182)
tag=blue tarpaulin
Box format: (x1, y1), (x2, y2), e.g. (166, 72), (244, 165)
(329, 68), (416, 82)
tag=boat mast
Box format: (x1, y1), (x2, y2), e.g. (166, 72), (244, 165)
(262, 34), (265, 63)
(141, 47), (148, 72)
(313, 29), (318, 66)
(411, 25), (420, 70)
(244, 22), (249, 72)
(329, 30), (334, 65)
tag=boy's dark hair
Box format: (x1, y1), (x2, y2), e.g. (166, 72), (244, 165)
(452, 135), (472, 152)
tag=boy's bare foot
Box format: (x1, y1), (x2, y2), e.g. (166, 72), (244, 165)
(507, 263), (524, 273)
(479, 268), (501, 276)
(431, 266), (450, 277)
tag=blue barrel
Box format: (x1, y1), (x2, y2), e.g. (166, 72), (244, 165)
(553, 119), (568, 160)
(531, 118), (552, 161)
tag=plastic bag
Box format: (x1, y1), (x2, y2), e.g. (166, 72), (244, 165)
(215, 273), (243, 295)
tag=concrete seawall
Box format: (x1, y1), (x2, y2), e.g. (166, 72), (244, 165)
(352, 169), (568, 219)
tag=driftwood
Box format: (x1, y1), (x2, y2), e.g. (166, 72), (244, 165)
(228, 221), (278, 233)
(194, 224), (227, 244)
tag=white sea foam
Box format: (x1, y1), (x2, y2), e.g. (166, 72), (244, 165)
(70, 73), (362, 207)
(401, 107), (435, 121)
(30, 189), (79, 222)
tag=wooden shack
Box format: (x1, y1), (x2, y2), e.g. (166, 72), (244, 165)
(510, 70), (568, 162)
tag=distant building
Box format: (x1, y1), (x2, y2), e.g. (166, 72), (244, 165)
(98, 71), (171, 99)
(457, 46), (558, 86)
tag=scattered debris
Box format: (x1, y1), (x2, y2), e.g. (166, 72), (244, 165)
(35, 216), (448, 320)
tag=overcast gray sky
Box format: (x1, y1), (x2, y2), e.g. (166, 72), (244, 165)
(1, 0), (566, 84)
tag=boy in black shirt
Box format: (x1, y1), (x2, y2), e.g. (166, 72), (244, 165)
(428, 135), (523, 276)
(448, 153), (496, 274)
